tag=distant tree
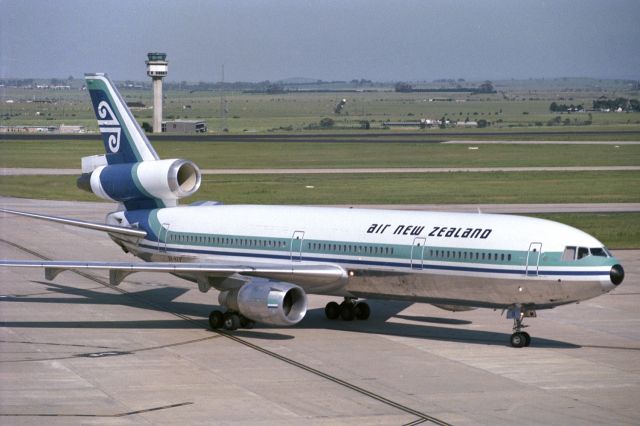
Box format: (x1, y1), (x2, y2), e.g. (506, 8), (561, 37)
(549, 102), (559, 112)
(141, 122), (152, 133)
(319, 117), (335, 128)
(477, 81), (495, 93)
(266, 84), (285, 94)
(477, 119), (489, 128)
(394, 82), (413, 92)
(547, 116), (562, 126)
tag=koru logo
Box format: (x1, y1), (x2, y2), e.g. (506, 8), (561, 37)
(97, 101), (121, 153)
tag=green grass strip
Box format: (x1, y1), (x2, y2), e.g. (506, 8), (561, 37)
(1, 140), (639, 169)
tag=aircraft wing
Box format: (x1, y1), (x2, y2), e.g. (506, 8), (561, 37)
(0, 208), (146, 238)
(0, 260), (347, 292)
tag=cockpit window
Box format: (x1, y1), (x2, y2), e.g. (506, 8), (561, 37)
(563, 246), (610, 261)
(577, 247), (590, 259)
(562, 246), (576, 261)
(590, 247), (608, 257)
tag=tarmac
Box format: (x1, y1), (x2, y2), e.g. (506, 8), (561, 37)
(1, 198), (639, 425)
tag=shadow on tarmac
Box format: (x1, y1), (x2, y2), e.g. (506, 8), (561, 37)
(0, 279), (587, 349)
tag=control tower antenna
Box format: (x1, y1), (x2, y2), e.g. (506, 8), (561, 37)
(145, 52), (168, 133)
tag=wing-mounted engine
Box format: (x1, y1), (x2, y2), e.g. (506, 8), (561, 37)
(218, 281), (308, 326)
(78, 157), (201, 207)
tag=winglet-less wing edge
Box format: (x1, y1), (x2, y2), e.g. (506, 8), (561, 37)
(0, 260), (348, 291)
(0, 208), (147, 238)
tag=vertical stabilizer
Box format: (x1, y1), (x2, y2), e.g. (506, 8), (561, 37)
(85, 73), (159, 164)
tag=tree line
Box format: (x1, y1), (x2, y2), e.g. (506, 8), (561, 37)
(550, 98), (639, 113)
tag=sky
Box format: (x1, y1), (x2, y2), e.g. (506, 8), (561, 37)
(2, 0), (639, 83)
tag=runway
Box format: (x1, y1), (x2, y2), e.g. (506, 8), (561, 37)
(1, 199), (639, 424)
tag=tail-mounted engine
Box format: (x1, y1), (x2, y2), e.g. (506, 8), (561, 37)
(218, 281), (308, 326)
(78, 158), (201, 205)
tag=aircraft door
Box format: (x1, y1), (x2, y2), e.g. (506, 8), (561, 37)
(290, 231), (305, 262)
(526, 242), (542, 276)
(411, 237), (426, 270)
(158, 223), (170, 253)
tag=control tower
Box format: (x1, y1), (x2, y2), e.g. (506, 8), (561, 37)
(145, 52), (168, 133)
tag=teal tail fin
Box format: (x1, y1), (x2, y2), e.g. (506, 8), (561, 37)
(85, 73), (159, 165)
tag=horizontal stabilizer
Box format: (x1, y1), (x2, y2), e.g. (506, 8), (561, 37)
(0, 208), (147, 238)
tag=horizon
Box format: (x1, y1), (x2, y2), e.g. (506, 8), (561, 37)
(2, 75), (638, 86)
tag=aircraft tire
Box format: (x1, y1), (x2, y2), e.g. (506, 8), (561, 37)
(209, 310), (224, 329)
(355, 302), (370, 320)
(240, 316), (255, 329)
(223, 312), (241, 331)
(340, 302), (355, 321)
(325, 302), (340, 319)
(510, 332), (526, 348)
(522, 332), (531, 347)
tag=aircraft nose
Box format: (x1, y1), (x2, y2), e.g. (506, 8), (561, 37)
(610, 264), (625, 286)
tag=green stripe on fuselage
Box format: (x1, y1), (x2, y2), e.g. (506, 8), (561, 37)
(157, 229), (613, 268)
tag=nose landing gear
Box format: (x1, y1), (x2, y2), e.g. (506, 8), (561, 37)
(508, 306), (535, 347)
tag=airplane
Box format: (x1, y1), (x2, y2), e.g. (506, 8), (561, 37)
(0, 73), (625, 348)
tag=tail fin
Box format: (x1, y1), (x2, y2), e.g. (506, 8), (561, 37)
(85, 73), (159, 164)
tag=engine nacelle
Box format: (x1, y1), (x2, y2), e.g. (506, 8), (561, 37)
(431, 304), (477, 312)
(79, 159), (201, 203)
(218, 281), (308, 326)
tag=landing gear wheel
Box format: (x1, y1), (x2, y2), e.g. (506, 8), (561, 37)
(325, 301), (340, 320)
(354, 302), (370, 320)
(240, 316), (255, 329)
(510, 332), (526, 348)
(522, 332), (531, 347)
(223, 312), (241, 331)
(208, 310), (224, 329)
(340, 301), (355, 321)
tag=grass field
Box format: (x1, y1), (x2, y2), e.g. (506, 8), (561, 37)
(2, 78), (638, 248)
(2, 77), (639, 133)
(1, 139), (639, 169)
(2, 171), (638, 205)
(1, 173), (637, 248)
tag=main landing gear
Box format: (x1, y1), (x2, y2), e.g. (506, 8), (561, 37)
(325, 298), (370, 321)
(507, 306), (535, 348)
(208, 310), (255, 331)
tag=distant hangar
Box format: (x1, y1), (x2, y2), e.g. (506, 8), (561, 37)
(162, 119), (207, 133)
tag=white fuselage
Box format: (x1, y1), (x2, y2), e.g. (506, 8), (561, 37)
(115, 205), (619, 310)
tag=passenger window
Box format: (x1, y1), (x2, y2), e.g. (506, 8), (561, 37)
(577, 247), (589, 259)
